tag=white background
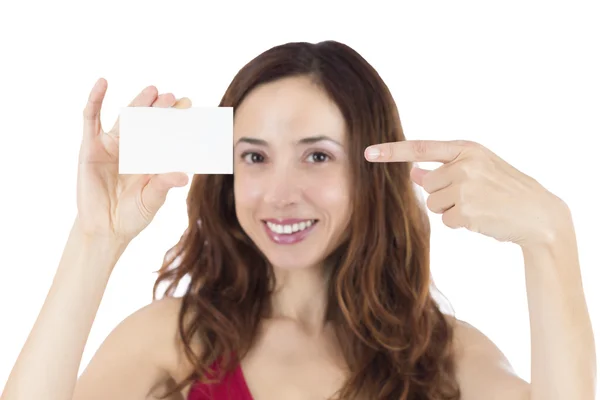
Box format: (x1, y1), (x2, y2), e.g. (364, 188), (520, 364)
(1, 0), (598, 396)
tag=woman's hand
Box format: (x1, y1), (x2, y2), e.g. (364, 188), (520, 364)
(76, 78), (191, 243)
(365, 139), (571, 248)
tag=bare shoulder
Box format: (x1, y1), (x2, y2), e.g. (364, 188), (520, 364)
(443, 314), (509, 361)
(148, 296), (202, 381)
(129, 296), (202, 395)
(73, 296), (199, 400)
(443, 314), (530, 400)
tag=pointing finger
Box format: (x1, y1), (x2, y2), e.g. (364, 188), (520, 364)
(365, 140), (464, 163)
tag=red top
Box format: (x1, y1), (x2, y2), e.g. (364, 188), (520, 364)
(187, 359), (253, 400)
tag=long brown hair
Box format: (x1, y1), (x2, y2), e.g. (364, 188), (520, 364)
(153, 40), (461, 400)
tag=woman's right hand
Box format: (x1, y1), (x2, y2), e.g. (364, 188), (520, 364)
(76, 78), (191, 243)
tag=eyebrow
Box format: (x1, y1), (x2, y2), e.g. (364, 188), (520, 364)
(234, 135), (343, 148)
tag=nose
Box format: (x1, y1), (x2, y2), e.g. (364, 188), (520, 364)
(262, 164), (302, 208)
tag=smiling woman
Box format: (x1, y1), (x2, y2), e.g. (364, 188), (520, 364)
(3, 40), (556, 400)
(151, 41), (463, 400)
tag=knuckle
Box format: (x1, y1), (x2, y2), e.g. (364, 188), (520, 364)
(454, 139), (474, 147)
(457, 184), (469, 203)
(454, 139), (481, 149)
(475, 158), (492, 174)
(455, 203), (469, 219)
(384, 143), (394, 160)
(378, 143), (393, 160)
(412, 140), (429, 156)
(457, 159), (482, 180)
(466, 143), (488, 159)
(82, 106), (94, 121)
(456, 161), (471, 177)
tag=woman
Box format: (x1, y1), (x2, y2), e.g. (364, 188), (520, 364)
(1, 41), (594, 400)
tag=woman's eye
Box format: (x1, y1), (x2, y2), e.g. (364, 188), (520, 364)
(308, 152), (330, 163)
(242, 152), (265, 163)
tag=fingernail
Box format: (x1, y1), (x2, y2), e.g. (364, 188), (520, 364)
(175, 97), (191, 107)
(365, 147), (381, 160)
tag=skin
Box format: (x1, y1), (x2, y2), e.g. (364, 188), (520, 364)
(6, 75), (581, 400)
(366, 139), (595, 399)
(233, 76), (351, 331)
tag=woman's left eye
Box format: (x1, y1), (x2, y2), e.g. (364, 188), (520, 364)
(307, 152), (330, 163)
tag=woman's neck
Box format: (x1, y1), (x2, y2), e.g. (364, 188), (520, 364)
(269, 266), (329, 335)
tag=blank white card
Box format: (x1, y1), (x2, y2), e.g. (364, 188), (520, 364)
(118, 106), (233, 175)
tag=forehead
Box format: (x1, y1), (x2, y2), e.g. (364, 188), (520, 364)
(233, 76), (347, 144)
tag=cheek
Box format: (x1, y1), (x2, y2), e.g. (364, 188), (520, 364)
(304, 168), (351, 211)
(234, 171), (263, 211)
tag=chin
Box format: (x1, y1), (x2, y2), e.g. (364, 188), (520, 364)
(263, 250), (323, 271)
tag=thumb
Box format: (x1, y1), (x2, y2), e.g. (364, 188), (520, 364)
(410, 165), (431, 187)
(141, 172), (189, 214)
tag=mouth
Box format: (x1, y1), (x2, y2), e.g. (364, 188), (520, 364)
(261, 219), (319, 245)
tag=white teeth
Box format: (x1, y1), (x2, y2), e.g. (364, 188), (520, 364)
(266, 220), (316, 235)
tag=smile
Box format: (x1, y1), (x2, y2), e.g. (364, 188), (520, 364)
(261, 219), (319, 245)
(265, 219), (317, 234)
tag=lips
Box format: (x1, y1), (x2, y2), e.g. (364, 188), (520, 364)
(261, 218), (319, 245)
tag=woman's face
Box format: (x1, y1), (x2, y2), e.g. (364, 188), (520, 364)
(233, 76), (351, 270)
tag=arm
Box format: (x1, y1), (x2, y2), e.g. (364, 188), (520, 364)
(522, 214), (596, 400)
(0, 219), (187, 400)
(1, 218), (125, 400)
(454, 208), (596, 400)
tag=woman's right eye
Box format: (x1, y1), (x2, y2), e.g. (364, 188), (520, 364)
(242, 152), (265, 164)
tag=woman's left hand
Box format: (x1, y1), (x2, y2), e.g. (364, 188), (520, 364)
(364, 140), (571, 248)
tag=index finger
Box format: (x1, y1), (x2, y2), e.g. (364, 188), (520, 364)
(364, 140), (464, 163)
(107, 85), (159, 136)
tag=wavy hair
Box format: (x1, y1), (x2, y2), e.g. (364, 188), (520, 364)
(153, 40), (461, 400)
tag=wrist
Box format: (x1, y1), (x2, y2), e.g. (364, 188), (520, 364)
(520, 196), (575, 252)
(70, 219), (130, 270)
(72, 217), (131, 246)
